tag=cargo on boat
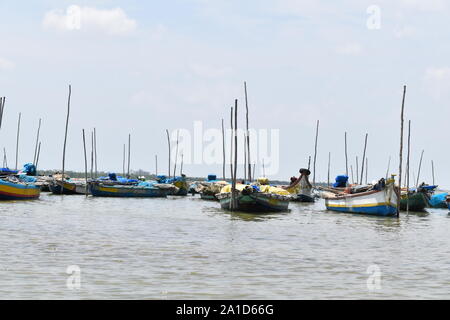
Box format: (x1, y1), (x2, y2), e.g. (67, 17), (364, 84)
(216, 183), (292, 212)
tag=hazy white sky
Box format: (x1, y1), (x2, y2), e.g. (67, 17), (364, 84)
(0, 0), (448, 188)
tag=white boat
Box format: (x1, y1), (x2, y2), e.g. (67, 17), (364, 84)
(322, 179), (398, 216)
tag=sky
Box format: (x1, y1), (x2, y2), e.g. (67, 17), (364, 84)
(0, 0), (449, 188)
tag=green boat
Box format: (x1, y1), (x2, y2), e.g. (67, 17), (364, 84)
(400, 191), (429, 212)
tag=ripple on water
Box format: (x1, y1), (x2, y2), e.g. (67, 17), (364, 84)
(0, 193), (449, 299)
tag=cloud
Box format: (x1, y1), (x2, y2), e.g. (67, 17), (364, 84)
(424, 67), (450, 100)
(42, 5), (137, 35)
(399, 0), (447, 11)
(393, 25), (416, 38)
(336, 43), (362, 56)
(0, 57), (15, 70)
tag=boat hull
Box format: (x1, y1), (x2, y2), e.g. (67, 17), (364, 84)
(324, 184), (398, 216)
(200, 193), (218, 201)
(400, 192), (429, 212)
(50, 180), (87, 195)
(293, 194), (315, 202)
(218, 193), (290, 212)
(171, 180), (189, 196)
(89, 183), (171, 198)
(0, 180), (40, 200)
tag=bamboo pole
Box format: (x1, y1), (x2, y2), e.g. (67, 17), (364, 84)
(2, 148), (7, 168)
(244, 81), (252, 181)
(360, 133), (368, 184)
(166, 129), (171, 179)
(127, 134), (131, 178)
(262, 158), (266, 177)
(406, 120), (411, 213)
(221, 118), (226, 180)
(416, 149), (424, 188)
(355, 156), (359, 185)
(232, 99), (238, 210)
(327, 152), (331, 187)
(33, 118), (42, 165)
(243, 132), (247, 181)
(180, 153), (184, 175)
(15, 112), (21, 170)
(90, 131), (94, 179)
(155, 155), (158, 176)
(431, 160), (435, 186)
(397, 85), (406, 217)
(350, 165), (354, 184)
(344, 132), (349, 176)
(173, 129), (179, 177)
(82, 129), (88, 196)
(307, 156), (311, 171)
(36, 142), (41, 170)
(229, 107), (234, 183)
(61, 85), (71, 193)
(0, 97), (5, 129)
(385, 156), (391, 180)
(94, 127), (98, 178)
(365, 158), (368, 185)
(313, 120), (319, 186)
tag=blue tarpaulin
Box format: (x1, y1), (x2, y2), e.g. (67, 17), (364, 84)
(429, 193), (448, 208)
(333, 175), (348, 188)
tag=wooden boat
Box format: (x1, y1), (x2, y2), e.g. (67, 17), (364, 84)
(323, 179), (398, 216)
(89, 181), (177, 197)
(446, 195), (450, 210)
(198, 179), (228, 201)
(0, 177), (40, 200)
(400, 191), (429, 212)
(216, 184), (291, 212)
(156, 175), (188, 196)
(49, 179), (88, 195)
(200, 193), (217, 201)
(293, 194), (315, 202)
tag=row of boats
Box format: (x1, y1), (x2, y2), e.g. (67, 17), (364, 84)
(1, 165), (449, 217)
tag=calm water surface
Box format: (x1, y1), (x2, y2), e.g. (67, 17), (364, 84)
(0, 193), (449, 299)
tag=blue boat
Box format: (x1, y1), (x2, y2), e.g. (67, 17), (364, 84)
(89, 181), (177, 197)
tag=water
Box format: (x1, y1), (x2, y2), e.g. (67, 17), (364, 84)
(0, 193), (449, 299)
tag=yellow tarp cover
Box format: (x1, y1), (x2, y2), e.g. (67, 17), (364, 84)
(220, 184), (290, 196)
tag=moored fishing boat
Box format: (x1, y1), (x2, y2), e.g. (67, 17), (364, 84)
(446, 195), (450, 210)
(400, 191), (429, 212)
(429, 192), (448, 209)
(89, 180), (178, 197)
(49, 178), (89, 195)
(322, 177), (398, 216)
(216, 184), (291, 212)
(282, 169), (315, 203)
(0, 176), (40, 200)
(195, 175), (228, 201)
(157, 175), (189, 196)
